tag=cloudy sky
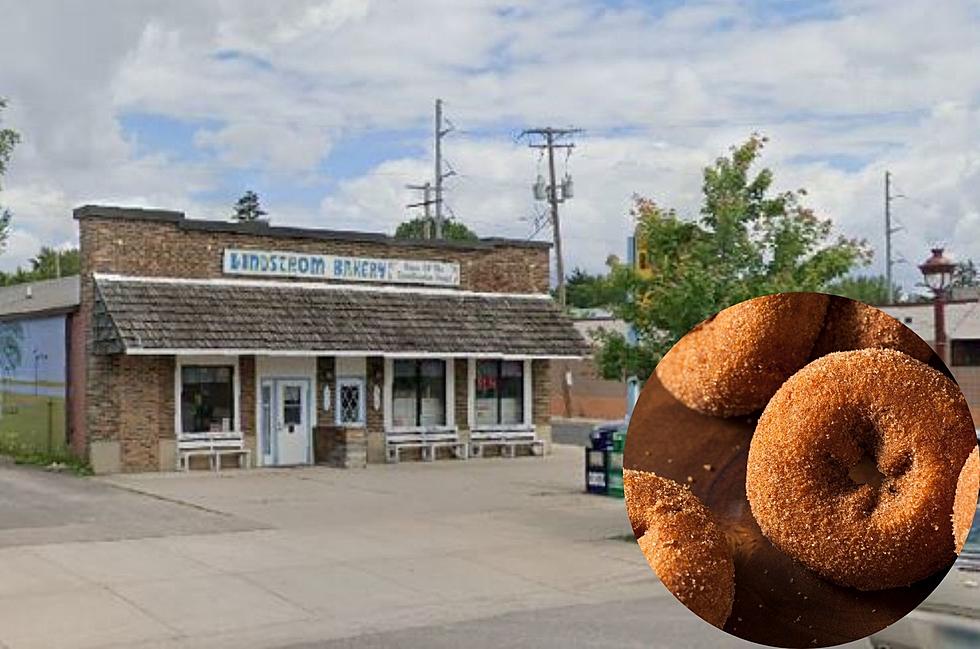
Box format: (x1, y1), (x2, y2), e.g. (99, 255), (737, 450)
(1, 0), (979, 295)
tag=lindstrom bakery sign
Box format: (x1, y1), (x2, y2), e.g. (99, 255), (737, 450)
(222, 248), (461, 287)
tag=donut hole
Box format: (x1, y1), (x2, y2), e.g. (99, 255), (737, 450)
(848, 454), (886, 489)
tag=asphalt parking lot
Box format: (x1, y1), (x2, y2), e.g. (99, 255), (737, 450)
(0, 446), (879, 649)
(0, 446), (675, 649)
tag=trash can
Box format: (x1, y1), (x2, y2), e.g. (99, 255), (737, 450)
(585, 447), (608, 494)
(612, 429), (626, 453)
(606, 450), (624, 498)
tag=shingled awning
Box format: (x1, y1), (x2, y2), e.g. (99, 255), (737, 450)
(92, 275), (590, 358)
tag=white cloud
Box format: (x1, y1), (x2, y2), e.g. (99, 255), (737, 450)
(0, 0), (978, 300)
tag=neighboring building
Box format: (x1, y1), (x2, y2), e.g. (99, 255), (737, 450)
(0, 205), (587, 473)
(550, 310), (628, 421)
(0, 276), (80, 454)
(882, 300), (980, 422)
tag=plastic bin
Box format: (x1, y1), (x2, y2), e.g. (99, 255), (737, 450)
(606, 450), (624, 498)
(612, 430), (626, 453)
(585, 448), (608, 494)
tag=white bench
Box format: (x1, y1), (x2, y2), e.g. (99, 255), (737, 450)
(177, 432), (251, 472)
(470, 429), (544, 458)
(385, 429), (467, 463)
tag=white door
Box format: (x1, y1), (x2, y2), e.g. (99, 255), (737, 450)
(276, 380), (310, 465)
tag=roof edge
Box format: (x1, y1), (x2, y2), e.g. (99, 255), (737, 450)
(73, 204), (551, 250)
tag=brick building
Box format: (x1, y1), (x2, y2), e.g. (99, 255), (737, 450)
(1, 205), (587, 473)
(882, 300), (980, 423)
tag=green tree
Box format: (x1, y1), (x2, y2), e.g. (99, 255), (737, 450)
(232, 190), (267, 222)
(953, 259), (977, 288)
(596, 135), (870, 381)
(0, 247), (80, 286)
(0, 98), (20, 252)
(562, 265), (626, 309)
(394, 216), (478, 241)
(30, 246), (80, 279)
(825, 274), (899, 305)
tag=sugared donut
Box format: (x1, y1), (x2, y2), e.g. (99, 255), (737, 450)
(656, 293), (829, 417)
(624, 469), (735, 628)
(810, 296), (933, 362)
(746, 349), (976, 590)
(953, 446), (980, 553)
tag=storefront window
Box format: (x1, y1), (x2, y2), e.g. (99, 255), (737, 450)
(392, 359), (446, 427)
(180, 365), (234, 433)
(475, 360), (524, 426)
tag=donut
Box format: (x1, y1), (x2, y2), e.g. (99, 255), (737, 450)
(624, 469), (735, 628)
(953, 446), (979, 553)
(746, 349), (976, 590)
(656, 293), (829, 417)
(810, 296), (933, 363)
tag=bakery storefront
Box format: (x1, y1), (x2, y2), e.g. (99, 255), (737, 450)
(71, 205), (587, 473)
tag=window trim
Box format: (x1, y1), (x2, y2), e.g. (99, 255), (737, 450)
(335, 376), (366, 427)
(467, 358), (533, 431)
(383, 357), (455, 434)
(174, 355), (241, 436)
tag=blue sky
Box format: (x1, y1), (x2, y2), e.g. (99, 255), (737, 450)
(2, 0), (980, 297)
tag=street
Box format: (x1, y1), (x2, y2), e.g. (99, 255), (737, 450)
(551, 418), (605, 446)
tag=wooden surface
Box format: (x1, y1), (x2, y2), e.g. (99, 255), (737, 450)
(624, 373), (952, 648)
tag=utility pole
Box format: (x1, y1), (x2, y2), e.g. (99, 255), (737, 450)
(522, 127), (581, 308)
(884, 170), (903, 304)
(406, 182), (436, 239)
(433, 99), (455, 239)
(885, 170), (893, 303)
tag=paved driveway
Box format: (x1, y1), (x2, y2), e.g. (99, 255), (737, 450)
(1, 447), (860, 649)
(0, 446), (672, 649)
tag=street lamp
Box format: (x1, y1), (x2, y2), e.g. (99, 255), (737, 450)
(33, 349), (48, 397)
(918, 247), (956, 364)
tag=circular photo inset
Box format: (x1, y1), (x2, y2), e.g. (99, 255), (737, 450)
(623, 292), (980, 648)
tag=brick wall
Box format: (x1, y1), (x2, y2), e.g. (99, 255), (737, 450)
(116, 355), (173, 472)
(532, 359), (551, 425)
(77, 210), (556, 471)
(78, 215), (549, 294)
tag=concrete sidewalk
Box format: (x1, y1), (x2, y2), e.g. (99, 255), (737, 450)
(0, 445), (669, 649)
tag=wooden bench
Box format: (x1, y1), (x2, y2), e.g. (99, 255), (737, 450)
(470, 429), (544, 458)
(385, 429), (467, 463)
(177, 431), (251, 472)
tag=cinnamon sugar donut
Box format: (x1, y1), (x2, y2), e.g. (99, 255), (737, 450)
(746, 349), (976, 590)
(624, 469), (735, 628)
(656, 293), (829, 417)
(953, 446), (980, 553)
(810, 296), (933, 362)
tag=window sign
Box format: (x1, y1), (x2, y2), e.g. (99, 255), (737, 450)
(181, 365), (235, 433)
(392, 359), (447, 428)
(475, 360), (524, 426)
(223, 249), (460, 287)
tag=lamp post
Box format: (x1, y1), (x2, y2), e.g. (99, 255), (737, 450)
(918, 247), (956, 365)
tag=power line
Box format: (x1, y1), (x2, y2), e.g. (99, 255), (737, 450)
(519, 126), (582, 308)
(433, 98), (455, 238)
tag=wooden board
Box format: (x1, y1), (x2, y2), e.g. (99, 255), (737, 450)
(624, 373), (952, 648)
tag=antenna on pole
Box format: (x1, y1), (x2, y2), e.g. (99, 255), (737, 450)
(519, 127), (583, 309)
(433, 99), (455, 239)
(406, 182), (436, 239)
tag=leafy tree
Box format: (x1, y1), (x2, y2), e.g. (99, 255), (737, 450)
(825, 274), (900, 305)
(232, 190), (267, 222)
(596, 135), (870, 381)
(562, 265), (626, 309)
(953, 259), (978, 288)
(0, 247), (80, 286)
(30, 246), (80, 279)
(0, 98), (20, 253)
(394, 216), (478, 241)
